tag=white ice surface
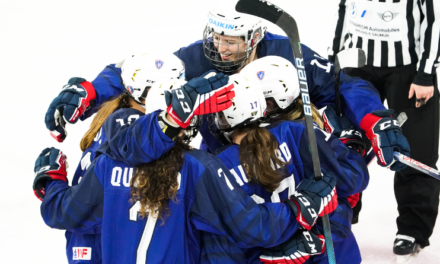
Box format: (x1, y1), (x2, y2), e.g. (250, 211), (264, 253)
(0, 0), (438, 263)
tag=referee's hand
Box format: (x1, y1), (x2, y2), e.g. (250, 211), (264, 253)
(409, 83), (434, 108)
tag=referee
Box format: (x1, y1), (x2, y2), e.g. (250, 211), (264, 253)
(329, 0), (440, 259)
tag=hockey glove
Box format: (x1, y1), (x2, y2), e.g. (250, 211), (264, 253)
(164, 72), (234, 128)
(260, 227), (325, 264)
(33, 147), (68, 201)
(348, 193), (360, 208)
(360, 109), (410, 171)
(157, 110), (183, 140)
(45, 77), (97, 142)
(323, 105), (366, 156)
(259, 245), (284, 264)
(285, 173), (338, 230)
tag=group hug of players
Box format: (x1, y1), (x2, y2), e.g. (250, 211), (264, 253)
(33, 6), (410, 264)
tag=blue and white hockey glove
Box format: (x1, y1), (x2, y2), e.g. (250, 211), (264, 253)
(360, 109), (410, 171)
(285, 173), (338, 230)
(260, 227), (325, 264)
(165, 72), (234, 128)
(323, 105), (367, 156)
(33, 147), (68, 201)
(45, 77), (96, 142)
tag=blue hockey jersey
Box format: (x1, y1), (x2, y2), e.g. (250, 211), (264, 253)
(82, 32), (385, 137)
(175, 32), (385, 153)
(62, 127), (107, 264)
(41, 111), (308, 264)
(200, 120), (369, 264)
(101, 112), (367, 263)
(42, 108), (144, 264)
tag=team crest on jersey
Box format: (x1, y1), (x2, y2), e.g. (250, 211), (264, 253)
(257, 71), (265, 80)
(127, 86), (134, 93)
(155, 60), (164, 69)
(73, 247), (91, 260)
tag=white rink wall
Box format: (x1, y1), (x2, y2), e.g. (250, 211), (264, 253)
(0, 0), (439, 263)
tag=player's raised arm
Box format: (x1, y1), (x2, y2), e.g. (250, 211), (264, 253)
(44, 52), (185, 142)
(104, 71), (235, 166)
(190, 154), (336, 249)
(34, 147), (104, 234)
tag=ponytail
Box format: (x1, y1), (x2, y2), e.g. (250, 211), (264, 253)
(239, 124), (288, 192)
(80, 93), (132, 151)
(283, 99), (324, 129)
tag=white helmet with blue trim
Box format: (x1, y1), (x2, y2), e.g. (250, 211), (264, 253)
(215, 73), (266, 141)
(240, 56), (299, 117)
(121, 52), (185, 108)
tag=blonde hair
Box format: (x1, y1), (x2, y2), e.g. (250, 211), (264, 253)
(282, 99), (324, 129)
(80, 93), (133, 151)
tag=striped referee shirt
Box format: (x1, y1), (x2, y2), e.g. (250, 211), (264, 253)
(328, 0), (440, 86)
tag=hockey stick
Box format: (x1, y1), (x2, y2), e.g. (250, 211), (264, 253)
(235, 1), (336, 263)
(334, 48), (366, 116)
(393, 152), (440, 180)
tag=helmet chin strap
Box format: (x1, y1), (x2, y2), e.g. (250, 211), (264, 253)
(221, 130), (234, 143)
(133, 98), (146, 109)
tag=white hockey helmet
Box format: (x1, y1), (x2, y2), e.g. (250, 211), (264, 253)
(215, 73), (266, 140)
(240, 56), (300, 117)
(203, 4), (267, 74)
(121, 52), (185, 108)
(145, 79), (187, 115)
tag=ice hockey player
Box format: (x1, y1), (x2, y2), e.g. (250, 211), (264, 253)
(204, 73), (367, 264)
(33, 71), (338, 263)
(44, 4), (409, 175)
(101, 71), (366, 263)
(35, 52), (185, 264)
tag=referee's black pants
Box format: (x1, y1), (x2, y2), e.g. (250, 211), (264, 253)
(346, 64), (440, 248)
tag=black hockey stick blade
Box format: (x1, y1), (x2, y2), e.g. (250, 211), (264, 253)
(236, 1), (337, 263)
(334, 48), (366, 73)
(236, 0), (301, 51)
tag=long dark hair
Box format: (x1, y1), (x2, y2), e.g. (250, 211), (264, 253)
(238, 124), (288, 192)
(130, 137), (192, 223)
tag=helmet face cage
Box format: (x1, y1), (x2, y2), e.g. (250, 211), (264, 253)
(203, 26), (262, 74)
